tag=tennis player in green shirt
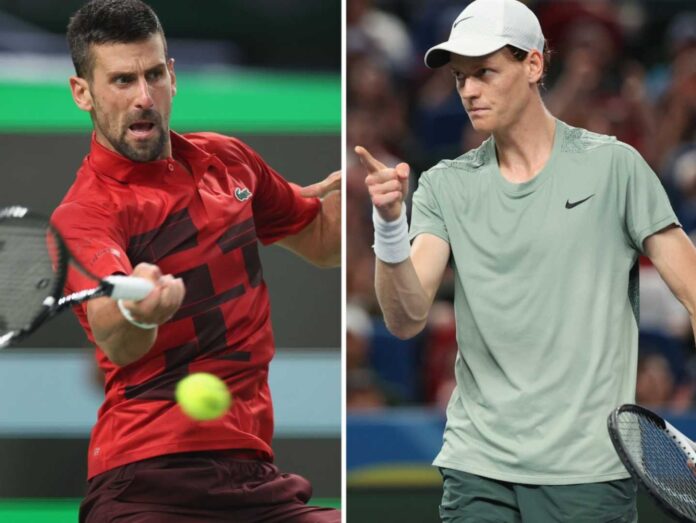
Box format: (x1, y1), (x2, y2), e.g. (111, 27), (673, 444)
(355, 0), (696, 521)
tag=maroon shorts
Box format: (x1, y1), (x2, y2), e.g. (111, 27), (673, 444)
(79, 450), (341, 523)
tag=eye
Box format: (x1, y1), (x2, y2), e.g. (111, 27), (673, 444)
(451, 70), (464, 81)
(147, 69), (164, 81)
(114, 75), (132, 85)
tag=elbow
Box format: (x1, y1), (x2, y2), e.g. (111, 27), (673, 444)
(385, 319), (426, 340)
(105, 351), (134, 368)
(100, 345), (140, 367)
(88, 302), (157, 367)
(378, 297), (429, 340)
(97, 337), (154, 367)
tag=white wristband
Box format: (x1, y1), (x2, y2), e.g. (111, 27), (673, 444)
(117, 299), (158, 330)
(372, 205), (410, 264)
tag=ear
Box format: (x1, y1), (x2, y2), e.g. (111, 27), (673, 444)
(527, 49), (544, 84)
(69, 76), (94, 112)
(167, 58), (177, 97)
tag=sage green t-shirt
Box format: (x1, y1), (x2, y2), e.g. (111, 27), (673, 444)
(409, 120), (680, 484)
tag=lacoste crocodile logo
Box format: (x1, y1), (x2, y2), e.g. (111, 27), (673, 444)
(565, 194), (594, 209)
(235, 187), (252, 202)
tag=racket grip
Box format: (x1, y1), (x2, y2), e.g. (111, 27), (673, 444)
(105, 276), (155, 301)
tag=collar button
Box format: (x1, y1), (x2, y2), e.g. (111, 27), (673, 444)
(168, 163), (175, 172)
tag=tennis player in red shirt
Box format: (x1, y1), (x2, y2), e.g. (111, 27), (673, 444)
(52, 1), (341, 521)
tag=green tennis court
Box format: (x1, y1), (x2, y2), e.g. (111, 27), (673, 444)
(0, 498), (341, 522)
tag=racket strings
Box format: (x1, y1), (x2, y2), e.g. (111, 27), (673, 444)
(619, 412), (696, 518)
(0, 221), (62, 333)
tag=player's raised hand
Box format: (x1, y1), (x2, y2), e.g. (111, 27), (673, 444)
(293, 171), (341, 268)
(355, 146), (409, 222)
(121, 262), (185, 326)
(300, 170), (341, 199)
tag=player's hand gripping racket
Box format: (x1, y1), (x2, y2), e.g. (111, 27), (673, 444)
(0, 206), (154, 349)
(608, 404), (696, 522)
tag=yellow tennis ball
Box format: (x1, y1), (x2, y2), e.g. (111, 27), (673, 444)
(175, 372), (231, 421)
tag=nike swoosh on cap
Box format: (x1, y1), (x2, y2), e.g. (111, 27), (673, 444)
(452, 16), (474, 29)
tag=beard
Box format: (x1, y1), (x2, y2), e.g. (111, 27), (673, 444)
(94, 108), (169, 163)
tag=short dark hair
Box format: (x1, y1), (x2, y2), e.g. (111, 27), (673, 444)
(67, 0), (166, 79)
(506, 41), (552, 86)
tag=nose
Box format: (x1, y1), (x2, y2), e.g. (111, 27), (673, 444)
(134, 76), (154, 110)
(458, 77), (480, 102)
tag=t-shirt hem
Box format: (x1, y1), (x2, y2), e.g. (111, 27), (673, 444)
(88, 438), (273, 480)
(635, 216), (681, 252)
(433, 457), (630, 485)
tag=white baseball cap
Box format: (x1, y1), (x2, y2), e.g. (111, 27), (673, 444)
(425, 0), (545, 68)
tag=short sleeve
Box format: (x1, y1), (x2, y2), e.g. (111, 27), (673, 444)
(236, 142), (321, 245)
(51, 201), (132, 294)
(409, 170), (449, 244)
(620, 146), (681, 252)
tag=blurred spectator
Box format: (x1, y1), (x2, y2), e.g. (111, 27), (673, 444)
(347, 369), (388, 410)
(636, 350), (695, 412)
(663, 145), (696, 231)
(347, 0), (416, 75)
(541, 1), (656, 161)
(640, 262), (692, 339)
(346, 303), (388, 410)
(636, 353), (676, 409)
(654, 13), (696, 172)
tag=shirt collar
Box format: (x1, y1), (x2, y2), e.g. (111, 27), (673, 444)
(86, 131), (212, 183)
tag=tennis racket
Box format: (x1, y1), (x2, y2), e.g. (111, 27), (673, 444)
(0, 206), (154, 349)
(608, 404), (696, 522)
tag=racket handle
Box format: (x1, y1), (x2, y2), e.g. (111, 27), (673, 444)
(105, 276), (155, 301)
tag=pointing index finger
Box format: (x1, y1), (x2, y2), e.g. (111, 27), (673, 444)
(355, 146), (387, 173)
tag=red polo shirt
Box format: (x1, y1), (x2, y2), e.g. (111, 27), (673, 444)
(51, 132), (320, 479)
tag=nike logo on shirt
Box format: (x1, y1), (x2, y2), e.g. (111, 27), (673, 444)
(565, 195), (594, 209)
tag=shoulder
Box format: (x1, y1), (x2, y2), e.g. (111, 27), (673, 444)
(438, 137), (492, 172)
(419, 137), (493, 187)
(558, 121), (639, 159)
(558, 123), (656, 190)
(56, 164), (122, 212)
(51, 197), (121, 235)
(53, 162), (125, 230)
(183, 132), (258, 165)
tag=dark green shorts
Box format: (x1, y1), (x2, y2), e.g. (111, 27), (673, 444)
(439, 468), (637, 523)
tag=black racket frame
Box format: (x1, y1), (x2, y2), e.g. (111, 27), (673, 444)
(0, 206), (115, 345)
(608, 403), (696, 523)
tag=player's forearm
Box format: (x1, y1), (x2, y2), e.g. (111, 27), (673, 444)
(315, 190), (341, 267)
(279, 191), (341, 268)
(89, 300), (157, 366)
(375, 257), (431, 339)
